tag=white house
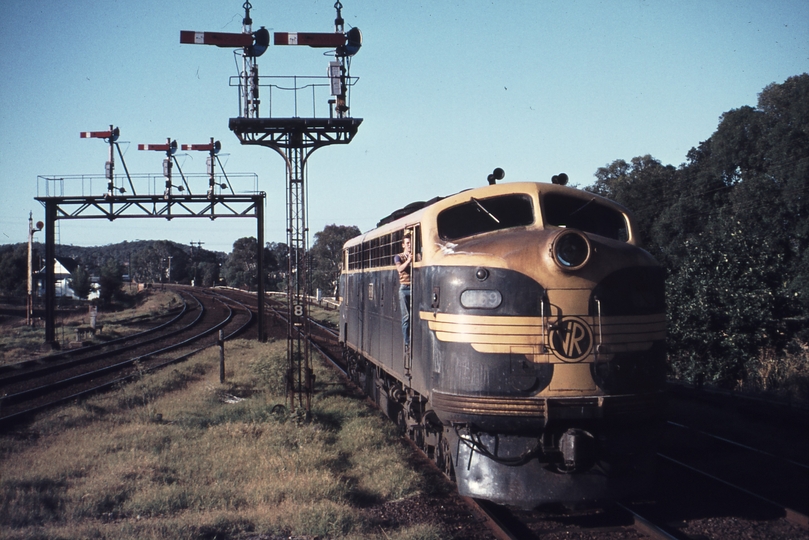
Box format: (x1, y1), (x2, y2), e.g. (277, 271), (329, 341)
(37, 257), (100, 300)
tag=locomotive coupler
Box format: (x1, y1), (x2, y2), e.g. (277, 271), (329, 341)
(558, 428), (596, 472)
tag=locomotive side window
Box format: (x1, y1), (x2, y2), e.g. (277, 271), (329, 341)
(437, 194), (534, 240)
(543, 193), (629, 242)
(347, 244), (362, 270)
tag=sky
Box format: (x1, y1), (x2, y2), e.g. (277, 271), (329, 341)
(1, 0), (807, 254)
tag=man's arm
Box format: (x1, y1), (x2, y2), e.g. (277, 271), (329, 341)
(395, 253), (411, 273)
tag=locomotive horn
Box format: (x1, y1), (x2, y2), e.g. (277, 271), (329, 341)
(487, 167), (505, 185)
(551, 173), (569, 185)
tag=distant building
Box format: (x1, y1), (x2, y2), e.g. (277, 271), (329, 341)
(37, 257), (99, 300)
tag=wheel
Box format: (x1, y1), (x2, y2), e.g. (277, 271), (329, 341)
(436, 435), (455, 481)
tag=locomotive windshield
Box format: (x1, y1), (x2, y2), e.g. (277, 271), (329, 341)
(543, 193), (629, 241)
(437, 194), (534, 240)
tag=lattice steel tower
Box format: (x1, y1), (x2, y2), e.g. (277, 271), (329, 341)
(185, 1), (362, 410)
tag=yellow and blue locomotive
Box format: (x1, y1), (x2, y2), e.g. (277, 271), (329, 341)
(339, 176), (665, 508)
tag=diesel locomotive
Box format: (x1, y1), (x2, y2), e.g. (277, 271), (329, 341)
(338, 176), (666, 508)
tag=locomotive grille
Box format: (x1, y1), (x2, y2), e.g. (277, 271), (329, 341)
(431, 390), (547, 418)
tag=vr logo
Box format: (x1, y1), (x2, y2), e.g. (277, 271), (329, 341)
(549, 316), (593, 362)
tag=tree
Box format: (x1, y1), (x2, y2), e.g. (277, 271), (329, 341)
(588, 155), (677, 261)
(223, 237), (260, 290)
(68, 264), (93, 300)
(590, 74), (809, 389)
(98, 258), (123, 305)
(667, 224), (787, 387)
(0, 244), (28, 297)
(197, 262), (221, 287)
(309, 224), (360, 296)
(265, 242), (288, 292)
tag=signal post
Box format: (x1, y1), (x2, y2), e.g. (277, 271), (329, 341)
(182, 1), (363, 411)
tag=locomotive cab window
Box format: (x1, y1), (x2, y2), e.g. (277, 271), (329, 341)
(437, 194), (534, 241)
(543, 193), (629, 242)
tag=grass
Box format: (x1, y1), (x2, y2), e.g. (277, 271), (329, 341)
(0, 337), (449, 539)
(0, 288), (182, 365)
(309, 303), (340, 329)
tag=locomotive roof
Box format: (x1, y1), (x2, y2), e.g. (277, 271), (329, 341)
(345, 181), (632, 249)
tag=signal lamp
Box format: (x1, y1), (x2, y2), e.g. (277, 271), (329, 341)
(340, 27), (362, 56)
(247, 27), (270, 57)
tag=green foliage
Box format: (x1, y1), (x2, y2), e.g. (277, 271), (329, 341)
(264, 241), (287, 292)
(222, 237), (260, 290)
(591, 73), (809, 391)
(68, 264), (93, 300)
(309, 224), (361, 296)
(98, 258), (124, 305)
(666, 226), (787, 386)
(0, 244), (29, 296)
(221, 225), (358, 295)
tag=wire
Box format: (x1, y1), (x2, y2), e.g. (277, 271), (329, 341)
(454, 425), (541, 467)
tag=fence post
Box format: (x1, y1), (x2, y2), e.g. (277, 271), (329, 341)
(218, 329), (225, 383)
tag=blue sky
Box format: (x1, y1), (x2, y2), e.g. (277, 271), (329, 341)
(1, 0), (807, 253)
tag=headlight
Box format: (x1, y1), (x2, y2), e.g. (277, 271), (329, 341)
(461, 289), (502, 309)
(552, 230), (591, 271)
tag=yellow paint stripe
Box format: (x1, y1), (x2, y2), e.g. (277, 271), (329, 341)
(419, 311), (548, 326)
(435, 331), (545, 345)
(420, 311), (665, 326)
(599, 331), (666, 343)
(428, 321), (544, 335)
(423, 310), (665, 348)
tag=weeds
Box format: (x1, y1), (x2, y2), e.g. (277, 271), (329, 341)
(0, 338), (440, 539)
(741, 340), (809, 403)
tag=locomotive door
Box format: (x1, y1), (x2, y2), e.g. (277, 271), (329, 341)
(404, 224), (421, 377)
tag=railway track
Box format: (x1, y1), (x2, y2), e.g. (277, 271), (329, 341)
(0, 287), (254, 426)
